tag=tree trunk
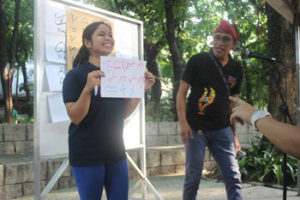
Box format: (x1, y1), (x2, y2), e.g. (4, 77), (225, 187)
(20, 60), (31, 100)
(8, 0), (20, 117)
(0, 0), (21, 123)
(15, 67), (19, 111)
(0, 0), (12, 122)
(266, 4), (296, 123)
(164, 0), (185, 120)
(144, 40), (163, 117)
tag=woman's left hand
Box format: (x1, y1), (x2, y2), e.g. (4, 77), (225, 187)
(144, 72), (155, 91)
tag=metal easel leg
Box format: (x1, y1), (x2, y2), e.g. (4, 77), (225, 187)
(40, 159), (69, 199)
(126, 153), (163, 200)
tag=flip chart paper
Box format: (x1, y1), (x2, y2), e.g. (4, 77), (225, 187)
(47, 93), (69, 123)
(45, 64), (66, 92)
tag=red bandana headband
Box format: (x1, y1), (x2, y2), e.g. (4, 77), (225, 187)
(214, 20), (240, 40)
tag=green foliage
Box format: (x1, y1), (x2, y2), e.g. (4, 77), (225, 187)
(5, 0), (34, 63)
(145, 96), (174, 122)
(2, 0), (274, 122)
(60, 0), (272, 121)
(239, 59), (269, 108)
(17, 0), (34, 62)
(18, 114), (34, 124)
(238, 140), (298, 186)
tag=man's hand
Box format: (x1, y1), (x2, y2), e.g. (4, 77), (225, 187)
(234, 135), (241, 154)
(180, 122), (193, 146)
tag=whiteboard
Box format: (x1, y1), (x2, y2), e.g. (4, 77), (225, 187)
(35, 0), (144, 159)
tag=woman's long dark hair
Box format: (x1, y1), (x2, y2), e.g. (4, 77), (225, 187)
(72, 21), (111, 68)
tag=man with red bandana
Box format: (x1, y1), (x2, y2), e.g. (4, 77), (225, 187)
(176, 20), (243, 200)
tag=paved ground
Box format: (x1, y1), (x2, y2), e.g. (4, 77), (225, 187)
(15, 175), (299, 200)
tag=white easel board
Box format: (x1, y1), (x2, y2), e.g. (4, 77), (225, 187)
(35, 0), (145, 159)
(34, 1), (163, 199)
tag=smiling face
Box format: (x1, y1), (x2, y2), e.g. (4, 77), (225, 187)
(212, 32), (236, 61)
(84, 24), (115, 58)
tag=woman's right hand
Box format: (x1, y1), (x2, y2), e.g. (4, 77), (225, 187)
(84, 70), (105, 93)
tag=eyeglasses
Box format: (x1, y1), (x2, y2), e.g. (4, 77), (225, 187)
(213, 35), (233, 43)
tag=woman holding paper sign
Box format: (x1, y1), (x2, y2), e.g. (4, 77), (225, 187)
(62, 21), (154, 200)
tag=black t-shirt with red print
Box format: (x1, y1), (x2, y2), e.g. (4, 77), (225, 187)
(182, 50), (243, 131)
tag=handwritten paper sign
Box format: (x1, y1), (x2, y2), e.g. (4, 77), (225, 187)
(100, 56), (146, 98)
(45, 34), (66, 64)
(66, 8), (115, 71)
(45, 2), (66, 35)
(45, 3), (66, 64)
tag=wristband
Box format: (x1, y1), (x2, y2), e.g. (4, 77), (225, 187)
(251, 110), (271, 129)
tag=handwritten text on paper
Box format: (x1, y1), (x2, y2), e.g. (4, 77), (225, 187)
(101, 56), (146, 98)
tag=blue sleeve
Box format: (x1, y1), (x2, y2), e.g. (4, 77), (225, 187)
(62, 70), (83, 103)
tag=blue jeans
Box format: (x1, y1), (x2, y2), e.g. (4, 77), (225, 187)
(72, 159), (129, 200)
(183, 127), (243, 200)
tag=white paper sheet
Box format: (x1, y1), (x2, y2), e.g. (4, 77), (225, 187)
(45, 34), (66, 64)
(45, 2), (66, 35)
(45, 64), (66, 91)
(100, 56), (146, 98)
(47, 93), (69, 123)
(114, 20), (137, 58)
(44, 2), (67, 64)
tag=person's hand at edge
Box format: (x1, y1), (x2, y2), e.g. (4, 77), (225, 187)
(229, 96), (256, 125)
(144, 72), (155, 91)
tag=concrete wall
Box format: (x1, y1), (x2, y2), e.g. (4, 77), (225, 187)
(145, 122), (261, 148)
(0, 124), (33, 155)
(0, 122), (261, 199)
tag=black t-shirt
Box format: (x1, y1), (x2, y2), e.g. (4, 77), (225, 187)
(182, 51), (243, 131)
(62, 61), (126, 166)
